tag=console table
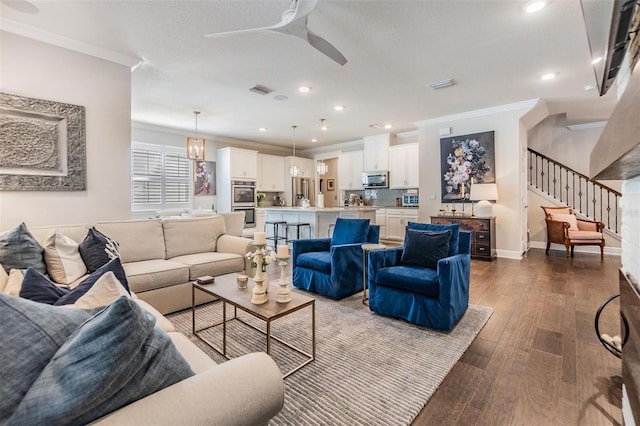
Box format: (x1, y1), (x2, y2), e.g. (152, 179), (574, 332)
(430, 216), (496, 261)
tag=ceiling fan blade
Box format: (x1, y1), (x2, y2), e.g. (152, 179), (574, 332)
(306, 29), (347, 66)
(205, 24), (279, 38)
(290, 0), (319, 21)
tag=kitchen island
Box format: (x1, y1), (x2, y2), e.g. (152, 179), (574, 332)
(261, 207), (378, 239)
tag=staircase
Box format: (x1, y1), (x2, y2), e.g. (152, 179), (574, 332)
(527, 148), (621, 236)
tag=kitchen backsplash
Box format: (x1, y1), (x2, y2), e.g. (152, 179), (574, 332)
(344, 188), (417, 207)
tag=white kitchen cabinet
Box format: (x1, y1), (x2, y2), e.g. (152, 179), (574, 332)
(389, 143), (419, 189)
(363, 133), (394, 172)
(385, 208), (419, 241)
(285, 156), (314, 178)
(219, 147), (258, 180)
(338, 151), (364, 190)
(375, 208), (386, 239)
(257, 154), (285, 191)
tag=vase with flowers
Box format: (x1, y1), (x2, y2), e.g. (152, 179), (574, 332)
(257, 192), (266, 207)
(246, 245), (275, 293)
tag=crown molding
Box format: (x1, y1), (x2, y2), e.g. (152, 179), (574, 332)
(1, 19), (141, 68)
(414, 99), (541, 127)
(566, 121), (608, 131)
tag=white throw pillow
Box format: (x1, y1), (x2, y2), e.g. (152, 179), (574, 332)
(550, 213), (579, 231)
(0, 264), (7, 293)
(3, 269), (24, 296)
(68, 271), (130, 309)
(44, 231), (88, 285)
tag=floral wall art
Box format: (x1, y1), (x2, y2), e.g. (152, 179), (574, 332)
(440, 131), (495, 202)
(193, 160), (216, 196)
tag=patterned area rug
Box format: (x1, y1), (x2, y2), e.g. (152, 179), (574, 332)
(167, 290), (492, 426)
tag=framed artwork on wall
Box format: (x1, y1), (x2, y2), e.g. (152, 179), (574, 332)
(194, 160), (216, 196)
(440, 130), (495, 202)
(327, 179), (335, 191)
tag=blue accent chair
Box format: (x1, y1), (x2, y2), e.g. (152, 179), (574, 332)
(292, 218), (380, 300)
(367, 224), (472, 331)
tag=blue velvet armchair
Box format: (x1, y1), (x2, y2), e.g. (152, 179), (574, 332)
(367, 223), (471, 331)
(292, 218), (380, 300)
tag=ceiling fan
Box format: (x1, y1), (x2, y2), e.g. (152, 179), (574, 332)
(205, 0), (347, 66)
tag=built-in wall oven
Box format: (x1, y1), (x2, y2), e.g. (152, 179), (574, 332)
(231, 180), (256, 228)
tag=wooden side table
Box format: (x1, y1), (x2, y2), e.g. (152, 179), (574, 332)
(362, 243), (386, 304)
(430, 216), (496, 261)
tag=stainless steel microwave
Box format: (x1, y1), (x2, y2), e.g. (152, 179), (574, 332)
(362, 171), (389, 188)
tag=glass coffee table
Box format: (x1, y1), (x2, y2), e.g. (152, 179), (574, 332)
(192, 273), (315, 378)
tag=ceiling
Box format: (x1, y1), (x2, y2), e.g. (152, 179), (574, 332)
(1, 0), (619, 149)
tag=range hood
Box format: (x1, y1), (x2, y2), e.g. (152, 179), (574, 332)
(590, 61), (640, 180)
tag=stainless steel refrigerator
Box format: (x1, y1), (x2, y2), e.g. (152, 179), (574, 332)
(292, 177), (315, 207)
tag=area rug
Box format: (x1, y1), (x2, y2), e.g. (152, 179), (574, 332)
(167, 291), (492, 426)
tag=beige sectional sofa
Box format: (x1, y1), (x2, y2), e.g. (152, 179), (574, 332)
(30, 215), (254, 314)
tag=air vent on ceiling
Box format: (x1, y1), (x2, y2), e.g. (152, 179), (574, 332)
(249, 84), (273, 95)
(428, 79), (456, 90)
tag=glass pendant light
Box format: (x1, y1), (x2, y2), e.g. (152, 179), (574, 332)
(186, 111), (205, 160)
(316, 119), (328, 175)
(289, 125), (299, 177)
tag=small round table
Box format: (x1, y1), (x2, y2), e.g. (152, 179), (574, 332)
(362, 243), (386, 305)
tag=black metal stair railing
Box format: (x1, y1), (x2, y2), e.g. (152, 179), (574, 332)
(528, 148), (621, 234)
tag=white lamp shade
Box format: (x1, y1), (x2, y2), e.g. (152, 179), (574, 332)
(470, 183), (498, 217)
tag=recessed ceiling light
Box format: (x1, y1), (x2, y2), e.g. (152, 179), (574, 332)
(592, 56), (603, 65)
(299, 86), (311, 93)
(584, 84), (596, 91)
(259, 127), (267, 132)
(384, 124), (393, 129)
(311, 138), (318, 142)
(541, 72), (557, 80)
(334, 105), (345, 111)
(524, 1), (546, 13)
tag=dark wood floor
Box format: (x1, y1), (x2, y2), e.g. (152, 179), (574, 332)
(413, 248), (623, 426)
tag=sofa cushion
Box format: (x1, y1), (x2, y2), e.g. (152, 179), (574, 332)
(401, 229), (451, 270)
(0, 223), (46, 275)
(67, 271), (130, 310)
(407, 222), (460, 256)
(29, 224), (91, 246)
(0, 293), (93, 419)
(551, 213), (579, 231)
(296, 251), (332, 274)
(331, 218), (370, 246)
(3, 269), (25, 296)
(135, 299), (175, 333)
(43, 231), (88, 284)
(123, 259), (190, 293)
(7, 297), (194, 426)
(162, 216), (225, 259)
(0, 264), (7, 292)
(170, 252), (245, 280)
(169, 332), (217, 374)
(567, 230), (604, 241)
(376, 265), (440, 297)
(55, 258), (130, 306)
(20, 268), (69, 304)
(79, 227), (120, 273)
(95, 220), (166, 263)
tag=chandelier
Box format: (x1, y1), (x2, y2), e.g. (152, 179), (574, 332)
(289, 125), (299, 177)
(186, 111), (205, 160)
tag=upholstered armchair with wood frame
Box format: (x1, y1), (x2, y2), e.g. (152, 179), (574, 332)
(541, 206), (605, 258)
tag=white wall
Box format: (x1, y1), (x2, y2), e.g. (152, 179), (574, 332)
(416, 102), (536, 259)
(0, 32), (132, 230)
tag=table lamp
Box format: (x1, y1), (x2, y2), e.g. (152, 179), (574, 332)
(470, 183), (498, 217)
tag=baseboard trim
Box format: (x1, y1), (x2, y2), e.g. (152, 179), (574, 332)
(496, 249), (523, 260)
(529, 241), (621, 256)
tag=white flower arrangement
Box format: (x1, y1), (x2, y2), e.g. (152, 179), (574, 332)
(246, 246), (276, 272)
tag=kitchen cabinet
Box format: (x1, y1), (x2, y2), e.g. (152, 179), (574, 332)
(338, 151), (364, 190)
(285, 156), (314, 178)
(389, 143), (419, 188)
(363, 133), (394, 171)
(218, 147), (257, 180)
(385, 208), (419, 241)
(257, 154), (285, 191)
(431, 216), (496, 261)
(375, 208), (386, 239)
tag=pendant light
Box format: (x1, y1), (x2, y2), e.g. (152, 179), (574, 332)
(316, 119), (328, 175)
(187, 111), (205, 160)
(289, 125), (299, 177)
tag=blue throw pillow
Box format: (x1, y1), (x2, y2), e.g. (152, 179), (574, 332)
(54, 258), (130, 306)
(20, 267), (69, 305)
(401, 229), (451, 270)
(331, 218), (370, 246)
(7, 296), (194, 425)
(79, 227), (120, 273)
(0, 223), (46, 275)
(407, 222), (460, 256)
(0, 293), (94, 419)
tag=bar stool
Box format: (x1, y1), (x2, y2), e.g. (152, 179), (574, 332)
(286, 222), (311, 244)
(265, 221), (287, 247)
